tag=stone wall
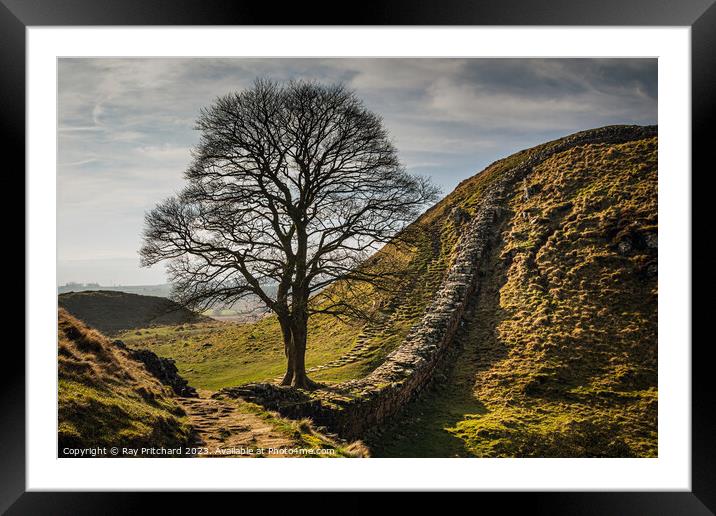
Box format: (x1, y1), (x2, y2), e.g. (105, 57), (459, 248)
(219, 125), (657, 440)
(113, 340), (198, 398)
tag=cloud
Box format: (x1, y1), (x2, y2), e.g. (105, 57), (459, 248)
(57, 57), (657, 285)
(58, 158), (101, 168)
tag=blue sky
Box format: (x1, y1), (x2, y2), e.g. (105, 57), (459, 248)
(57, 58), (657, 286)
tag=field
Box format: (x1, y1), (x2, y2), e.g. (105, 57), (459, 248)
(58, 290), (211, 334)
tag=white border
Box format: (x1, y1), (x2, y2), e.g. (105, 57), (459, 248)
(27, 27), (691, 491)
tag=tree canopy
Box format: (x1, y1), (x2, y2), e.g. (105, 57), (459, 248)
(141, 79), (438, 387)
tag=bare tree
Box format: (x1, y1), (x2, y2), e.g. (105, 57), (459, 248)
(140, 79), (438, 389)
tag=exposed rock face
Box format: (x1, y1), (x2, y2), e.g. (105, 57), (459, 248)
(113, 340), (198, 398)
(219, 125), (658, 440)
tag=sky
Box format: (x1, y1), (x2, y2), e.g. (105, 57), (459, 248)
(57, 58), (657, 286)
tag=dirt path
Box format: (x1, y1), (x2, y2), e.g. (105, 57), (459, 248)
(180, 390), (297, 457)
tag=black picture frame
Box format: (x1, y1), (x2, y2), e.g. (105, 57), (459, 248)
(3, 0), (712, 511)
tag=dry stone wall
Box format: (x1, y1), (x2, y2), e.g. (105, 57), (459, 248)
(219, 125), (657, 440)
(113, 339), (198, 398)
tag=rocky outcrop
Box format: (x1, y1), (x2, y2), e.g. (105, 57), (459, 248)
(219, 125), (658, 440)
(113, 340), (198, 398)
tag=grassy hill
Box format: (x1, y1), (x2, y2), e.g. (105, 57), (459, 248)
(58, 283), (174, 297)
(58, 308), (192, 453)
(371, 134), (657, 457)
(57, 283), (269, 321)
(119, 126), (657, 457)
(58, 290), (211, 335)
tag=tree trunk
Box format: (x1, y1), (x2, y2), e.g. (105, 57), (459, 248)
(278, 316), (295, 386)
(286, 223), (317, 390)
(289, 311), (317, 390)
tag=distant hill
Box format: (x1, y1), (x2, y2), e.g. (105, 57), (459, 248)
(57, 283), (173, 298)
(57, 283), (271, 321)
(57, 308), (191, 454)
(58, 290), (211, 335)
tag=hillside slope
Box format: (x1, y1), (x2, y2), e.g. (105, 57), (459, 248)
(59, 290), (211, 335)
(371, 133), (657, 457)
(58, 309), (368, 457)
(58, 308), (192, 454)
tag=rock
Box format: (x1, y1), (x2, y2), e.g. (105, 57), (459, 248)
(111, 341), (198, 398)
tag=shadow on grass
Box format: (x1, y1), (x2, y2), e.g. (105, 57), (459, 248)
(366, 232), (511, 458)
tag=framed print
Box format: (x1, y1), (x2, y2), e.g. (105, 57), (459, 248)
(4, 0), (713, 510)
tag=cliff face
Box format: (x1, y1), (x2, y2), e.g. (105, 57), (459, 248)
(222, 125), (658, 457)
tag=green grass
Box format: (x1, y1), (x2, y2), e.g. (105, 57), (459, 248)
(234, 401), (368, 457)
(58, 378), (192, 452)
(119, 314), (362, 389)
(59, 308), (367, 456)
